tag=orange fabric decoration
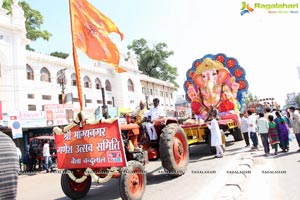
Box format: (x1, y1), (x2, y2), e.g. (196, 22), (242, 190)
(70, 0), (126, 72)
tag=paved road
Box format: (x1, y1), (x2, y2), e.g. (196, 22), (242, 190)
(239, 133), (300, 200)
(18, 134), (298, 200)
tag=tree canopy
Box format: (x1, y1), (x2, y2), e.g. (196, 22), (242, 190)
(3, 0), (52, 51)
(127, 38), (179, 88)
(292, 94), (300, 108)
(244, 92), (258, 107)
(50, 52), (69, 59)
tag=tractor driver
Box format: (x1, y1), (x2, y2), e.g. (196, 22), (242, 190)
(145, 98), (164, 142)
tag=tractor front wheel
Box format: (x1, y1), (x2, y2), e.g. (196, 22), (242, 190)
(119, 161), (146, 200)
(61, 169), (91, 199)
(159, 123), (189, 177)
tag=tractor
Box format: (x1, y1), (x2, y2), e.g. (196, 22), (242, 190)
(54, 114), (189, 200)
(121, 116), (189, 177)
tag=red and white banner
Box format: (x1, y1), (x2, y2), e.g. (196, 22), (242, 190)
(44, 104), (74, 126)
(55, 120), (127, 169)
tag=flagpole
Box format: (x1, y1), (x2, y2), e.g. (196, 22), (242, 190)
(69, 0), (83, 111)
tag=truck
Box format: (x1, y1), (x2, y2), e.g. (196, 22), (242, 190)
(182, 53), (249, 151)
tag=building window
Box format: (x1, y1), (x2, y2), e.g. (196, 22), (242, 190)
(26, 64), (34, 80)
(105, 80), (112, 91)
(40, 67), (51, 82)
(150, 89), (153, 95)
(96, 100), (103, 104)
(107, 100), (113, 105)
(28, 104), (36, 111)
(127, 79), (134, 92)
(95, 78), (101, 90)
(71, 73), (76, 86)
(86, 99), (92, 103)
(165, 92), (168, 97)
(142, 87), (146, 94)
(170, 93), (173, 99)
(42, 95), (51, 100)
(73, 98), (79, 102)
(84, 76), (91, 88)
(160, 91), (163, 97)
(27, 94), (34, 99)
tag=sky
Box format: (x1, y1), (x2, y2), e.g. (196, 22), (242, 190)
(25, 0), (300, 106)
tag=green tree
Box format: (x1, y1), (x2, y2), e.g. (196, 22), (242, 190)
(50, 51), (69, 59)
(3, 0), (51, 50)
(244, 92), (258, 107)
(127, 38), (179, 88)
(294, 94), (300, 108)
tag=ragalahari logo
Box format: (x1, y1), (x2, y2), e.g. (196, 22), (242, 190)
(240, 2), (254, 15)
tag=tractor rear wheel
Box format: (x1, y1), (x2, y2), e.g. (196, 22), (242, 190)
(232, 127), (243, 141)
(119, 161), (146, 200)
(61, 169), (91, 199)
(159, 123), (189, 177)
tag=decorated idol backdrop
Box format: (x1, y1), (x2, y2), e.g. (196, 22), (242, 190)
(184, 53), (248, 120)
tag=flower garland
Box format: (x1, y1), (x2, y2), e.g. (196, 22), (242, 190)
(53, 111), (119, 184)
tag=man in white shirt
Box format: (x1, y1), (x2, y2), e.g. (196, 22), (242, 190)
(256, 112), (270, 155)
(145, 98), (164, 141)
(43, 140), (54, 173)
(247, 109), (258, 149)
(240, 113), (250, 147)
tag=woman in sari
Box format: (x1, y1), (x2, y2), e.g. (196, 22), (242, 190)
(268, 115), (280, 155)
(274, 111), (289, 152)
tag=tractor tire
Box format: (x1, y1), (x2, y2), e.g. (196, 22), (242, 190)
(159, 123), (189, 177)
(119, 161), (146, 200)
(232, 127), (244, 141)
(61, 169), (91, 199)
(208, 129), (226, 154)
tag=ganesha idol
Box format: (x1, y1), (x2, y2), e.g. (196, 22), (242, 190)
(187, 58), (240, 120)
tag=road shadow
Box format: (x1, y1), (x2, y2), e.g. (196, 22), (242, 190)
(54, 178), (122, 200)
(146, 172), (178, 185)
(188, 144), (213, 162)
(273, 150), (300, 158)
(188, 140), (247, 162)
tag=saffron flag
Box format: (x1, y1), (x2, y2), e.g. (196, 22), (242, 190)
(70, 0), (126, 72)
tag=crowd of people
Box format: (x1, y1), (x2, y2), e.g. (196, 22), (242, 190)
(240, 106), (300, 156)
(20, 139), (55, 173)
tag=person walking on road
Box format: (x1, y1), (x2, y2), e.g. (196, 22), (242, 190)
(240, 113), (250, 147)
(256, 112), (270, 156)
(247, 109), (258, 149)
(289, 106), (300, 152)
(43, 140), (54, 173)
(274, 111), (290, 152)
(268, 115), (280, 155)
(207, 109), (224, 158)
